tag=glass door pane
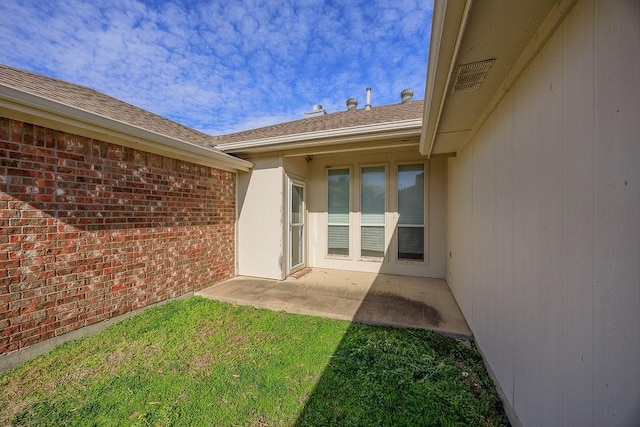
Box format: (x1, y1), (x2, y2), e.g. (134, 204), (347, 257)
(290, 182), (304, 270)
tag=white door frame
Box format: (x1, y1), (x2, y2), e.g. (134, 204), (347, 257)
(287, 178), (306, 274)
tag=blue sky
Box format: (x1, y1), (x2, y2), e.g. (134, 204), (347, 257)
(0, 0), (432, 135)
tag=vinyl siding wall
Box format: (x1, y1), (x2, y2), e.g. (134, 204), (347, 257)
(446, 0), (640, 425)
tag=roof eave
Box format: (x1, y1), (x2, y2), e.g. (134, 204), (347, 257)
(0, 84), (253, 172)
(217, 118), (423, 154)
(419, 0), (473, 158)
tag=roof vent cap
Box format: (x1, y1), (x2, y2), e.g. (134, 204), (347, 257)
(346, 98), (358, 111)
(365, 87), (372, 110)
(304, 104), (327, 118)
(400, 88), (414, 103)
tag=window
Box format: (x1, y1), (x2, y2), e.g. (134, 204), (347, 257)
(397, 164), (425, 261)
(328, 169), (349, 256)
(360, 166), (386, 258)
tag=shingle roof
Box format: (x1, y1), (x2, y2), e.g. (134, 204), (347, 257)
(215, 100), (424, 144)
(0, 64), (220, 150)
(0, 64), (424, 151)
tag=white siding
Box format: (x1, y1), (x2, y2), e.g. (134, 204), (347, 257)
(446, 0), (640, 425)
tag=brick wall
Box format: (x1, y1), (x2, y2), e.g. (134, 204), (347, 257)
(0, 117), (236, 354)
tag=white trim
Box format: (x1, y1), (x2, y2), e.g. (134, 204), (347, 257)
(0, 84), (253, 172)
(456, 0), (578, 155)
(421, 0), (578, 158)
(420, 0), (473, 158)
(287, 177), (306, 274)
(217, 119), (423, 153)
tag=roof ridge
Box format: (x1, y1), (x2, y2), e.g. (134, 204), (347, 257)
(219, 99), (425, 137)
(217, 99), (424, 144)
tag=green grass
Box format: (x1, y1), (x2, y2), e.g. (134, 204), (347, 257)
(0, 297), (507, 426)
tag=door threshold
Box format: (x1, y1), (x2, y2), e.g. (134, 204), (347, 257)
(287, 267), (312, 280)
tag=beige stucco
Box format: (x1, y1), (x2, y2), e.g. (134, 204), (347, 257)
(283, 156), (307, 179)
(236, 156), (285, 279)
(235, 146), (447, 280)
(236, 155), (310, 279)
(446, 0), (640, 425)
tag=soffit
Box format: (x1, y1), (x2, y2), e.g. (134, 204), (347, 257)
(423, 0), (559, 156)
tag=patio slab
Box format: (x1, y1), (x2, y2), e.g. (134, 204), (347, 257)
(196, 268), (472, 340)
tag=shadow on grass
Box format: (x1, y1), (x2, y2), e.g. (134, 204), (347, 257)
(294, 277), (508, 426)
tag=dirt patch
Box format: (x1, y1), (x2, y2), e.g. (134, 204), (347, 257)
(0, 374), (42, 425)
(355, 291), (443, 327)
(188, 353), (213, 372)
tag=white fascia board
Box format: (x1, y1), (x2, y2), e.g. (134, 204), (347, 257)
(419, 0), (473, 158)
(216, 118), (423, 154)
(0, 85), (253, 172)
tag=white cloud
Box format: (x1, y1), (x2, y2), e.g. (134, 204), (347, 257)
(0, 0), (433, 135)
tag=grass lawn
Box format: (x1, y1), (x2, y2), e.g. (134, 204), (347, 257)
(0, 297), (507, 426)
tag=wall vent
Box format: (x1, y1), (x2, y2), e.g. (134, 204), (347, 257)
(451, 58), (495, 94)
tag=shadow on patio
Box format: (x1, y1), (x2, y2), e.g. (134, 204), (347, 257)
(196, 268), (471, 340)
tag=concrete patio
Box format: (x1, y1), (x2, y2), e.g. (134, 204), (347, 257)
(196, 268), (472, 340)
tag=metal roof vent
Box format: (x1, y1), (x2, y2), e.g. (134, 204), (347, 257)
(304, 104), (327, 117)
(401, 88), (414, 103)
(451, 58), (495, 94)
(346, 97), (358, 111)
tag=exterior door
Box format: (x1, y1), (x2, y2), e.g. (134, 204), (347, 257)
(289, 180), (305, 274)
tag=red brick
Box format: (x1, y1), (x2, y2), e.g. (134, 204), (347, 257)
(1, 117), (236, 354)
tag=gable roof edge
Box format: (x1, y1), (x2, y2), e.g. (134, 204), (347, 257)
(0, 84), (253, 172)
(217, 118), (422, 153)
(419, 0), (473, 158)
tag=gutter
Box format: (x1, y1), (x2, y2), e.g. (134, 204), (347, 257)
(419, 0), (473, 158)
(0, 85), (253, 172)
(216, 118), (423, 154)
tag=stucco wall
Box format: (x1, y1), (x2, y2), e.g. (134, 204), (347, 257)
(0, 118), (236, 354)
(236, 157), (284, 279)
(446, 0), (640, 425)
(306, 148), (447, 278)
(283, 156), (307, 180)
